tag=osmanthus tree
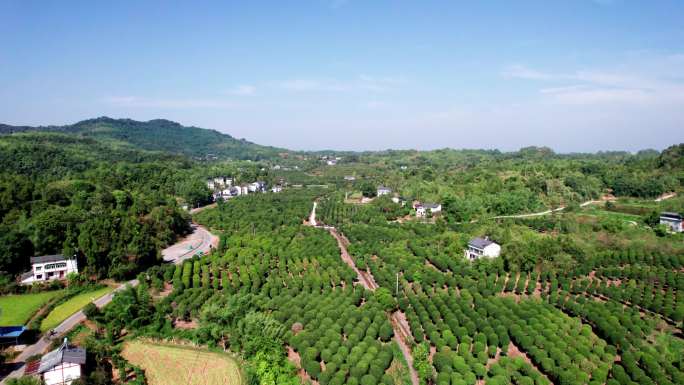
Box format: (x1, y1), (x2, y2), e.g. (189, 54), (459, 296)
(262, 287), (398, 385)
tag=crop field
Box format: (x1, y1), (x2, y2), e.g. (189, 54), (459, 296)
(0, 290), (63, 325)
(40, 286), (114, 331)
(121, 340), (243, 385)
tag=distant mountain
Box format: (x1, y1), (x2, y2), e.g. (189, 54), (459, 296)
(0, 117), (286, 160)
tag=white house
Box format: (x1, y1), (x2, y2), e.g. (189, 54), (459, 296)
(344, 176), (356, 181)
(249, 181), (266, 193)
(377, 186), (392, 196)
(21, 255), (78, 285)
(327, 159), (337, 166)
(213, 177), (225, 186)
(271, 185), (283, 193)
(29, 339), (85, 385)
(464, 237), (501, 260)
(217, 188), (232, 200)
(660, 212), (683, 233)
(206, 179), (215, 190)
(416, 203), (441, 217)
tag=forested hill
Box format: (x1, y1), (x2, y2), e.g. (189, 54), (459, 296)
(0, 117), (285, 161)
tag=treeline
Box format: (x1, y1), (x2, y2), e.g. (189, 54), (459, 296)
(0, 133), (212, 284)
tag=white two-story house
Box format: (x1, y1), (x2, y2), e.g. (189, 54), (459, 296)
(464, 237), (501, 261)
(21, 255), (78, 285)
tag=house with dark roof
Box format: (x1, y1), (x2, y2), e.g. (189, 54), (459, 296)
(415, 202), (442, 217)
(377, 186), (392, 196)
(25, 338), (86, 385)
(21, 255), (78, 285)
(660, 212), (683, 233)
(464, 237), (501, 260)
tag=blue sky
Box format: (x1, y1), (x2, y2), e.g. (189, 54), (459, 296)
(1, 0), (683, 152)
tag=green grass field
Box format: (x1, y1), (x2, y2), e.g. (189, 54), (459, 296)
(122, 340), (243, 385)
(0, 290), (63, 325)
(40, 286), (114, 332)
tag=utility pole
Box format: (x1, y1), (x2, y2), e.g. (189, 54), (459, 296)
(396, 272), (399, 296)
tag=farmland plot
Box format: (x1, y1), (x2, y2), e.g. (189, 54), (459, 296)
(122, 340), (243, 385)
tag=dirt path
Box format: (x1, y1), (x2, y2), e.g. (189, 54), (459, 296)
(655, 192), (677, 202)
(287, 346), (319, 385)
(189, 202), (217, 214)
(326, 224), (419, 385)
(309, 201), (318, 226)
(328, 228), (379, 290)
(507, 341), (554, 384)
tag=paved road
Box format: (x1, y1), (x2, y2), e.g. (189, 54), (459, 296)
(2, 223), (217, 383)
(162, 224), (218, 264)
(189, 203), (217, 214)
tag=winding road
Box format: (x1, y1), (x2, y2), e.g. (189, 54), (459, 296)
(2, 223), (218, 383)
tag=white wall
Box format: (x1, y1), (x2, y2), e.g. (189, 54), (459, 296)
(43, 363), (82, 385)
(482, 244), (501, 258)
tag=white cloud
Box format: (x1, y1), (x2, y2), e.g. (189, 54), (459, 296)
(228, 85), (256, 96)
(364, 100), (387, 109)
(104, 96), (237, 109)
(540, 85), (650, 105)
(502, 65), (555, 80)
(503, 55), (684, 105)
(278, 75), (403, 93)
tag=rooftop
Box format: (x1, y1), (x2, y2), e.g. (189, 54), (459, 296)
(30, 255), (68, 264)
(0, 326), (26, 339)
(37, 339), (86, 374)
(661, 212), (682, 220)
(468, 237), (496, 249)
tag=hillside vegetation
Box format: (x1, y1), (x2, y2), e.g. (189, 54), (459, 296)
(0, 117), (285, 160)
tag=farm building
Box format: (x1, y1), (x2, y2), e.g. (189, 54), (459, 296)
(416, 203), (442, 217)
(464, 237), (501, 260)
(25, 339), (86, 385)
(660, 212), (683, 233)
(377, 186), (392, 196)
(21, 255), (78, 285)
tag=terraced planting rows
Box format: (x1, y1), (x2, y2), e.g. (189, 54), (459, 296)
(97, 191), (684, 385)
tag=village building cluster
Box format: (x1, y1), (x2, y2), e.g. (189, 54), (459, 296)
(207, 176), (283, 201)
(321, 155), (342, 166)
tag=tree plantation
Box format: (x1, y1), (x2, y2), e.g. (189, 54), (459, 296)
(1, 120), (683, 385)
